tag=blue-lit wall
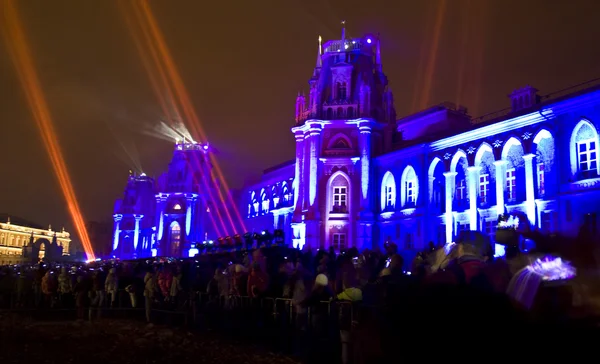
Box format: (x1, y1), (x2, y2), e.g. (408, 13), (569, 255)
(246, 32), (600, 256)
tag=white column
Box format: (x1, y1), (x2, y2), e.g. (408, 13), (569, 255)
(493, 160), (506, 215)
(358, 123), (372, 210)
(443, 172), (457, 243)
(467, 166), (480, 230)
(523, 154), (536, 226)
(133, 214), (142, 251)
(112, 214), (122, 251)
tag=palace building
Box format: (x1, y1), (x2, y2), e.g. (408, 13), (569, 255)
(0, 215), (71, 265)
(242, 28), (600, 256)
(111, 141), (220, 259)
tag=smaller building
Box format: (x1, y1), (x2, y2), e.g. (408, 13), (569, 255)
(0, 215), (71, 265)
(87, 221), (113, 258)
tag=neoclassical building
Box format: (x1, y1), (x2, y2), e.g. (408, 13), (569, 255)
(111, 140), (221, 259)
(243, 29), (600, 255)
(0, 215), (71, 265)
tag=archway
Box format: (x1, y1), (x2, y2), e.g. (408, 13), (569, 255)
(169, 221), (181, 257)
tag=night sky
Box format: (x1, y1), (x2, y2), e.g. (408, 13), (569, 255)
(1, 0), (599, 250)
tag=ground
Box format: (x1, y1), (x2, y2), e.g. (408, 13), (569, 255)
(0, 313), (301, 364)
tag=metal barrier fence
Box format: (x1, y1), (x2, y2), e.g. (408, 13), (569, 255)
(0, 288), (379, 362)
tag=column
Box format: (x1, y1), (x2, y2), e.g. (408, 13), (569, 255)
(494, 160), (506, 215)
(133, 214), (143, 251)
(308, 127), (322, 212)
(358, 123), (372, 211)
(523, 154), (536, 226)
(443, 172), (456, 243)
(293, 132), (305, 215)
(185, 195), (197, 238)
(112, 214), (122, 251)
(467, 166), (480, 230)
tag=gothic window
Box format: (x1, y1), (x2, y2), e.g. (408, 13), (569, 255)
(400, 166), (419, 208)
(333, 138), (349, 149)
(251, 191), (259, 216)
(332, 186), (347, 213)
(347, 107), (354, 119)
(337, 82), (347, 100)
(456, 179), (466, 201)
(380, 171), (396, 211)
(326, 108), (333, 119)
(260, 189), (269, 214)
(170, 221), (181, 257)
(479, 174), (490, 204)
(332, 233), (347, 251)
(271, 185), (280, 207)
(570, 120), (600, 179)
(537, 163), (545, 196)
(336, 107), (344, 118)
(506, 169), (517, 202)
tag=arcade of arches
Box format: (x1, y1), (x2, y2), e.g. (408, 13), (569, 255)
(0, 218), (71, 265)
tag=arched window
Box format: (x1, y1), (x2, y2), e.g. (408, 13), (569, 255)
(475, 143), (496, 206)
(251, 191), (258, 216)
(400, 166), (419, 208)
(328, 133), (353, 150)
(337, 82), (347, 100)
(380, 171), (396, 211)
(170, 221), (181, 257)
(336, 107), (344, 118)
(260, 188), (269, 213)
(328, 171), (350, 213)
(570, 120), (600, 179)
(347, 107), (354, 119)
(533, 129), (554, 197)
(271, 185), (280, 208)
(428, 158), (445, 214)
(282, 182), (292, 203)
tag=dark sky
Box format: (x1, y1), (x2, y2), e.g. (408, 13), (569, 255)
(1, 0), (599, 250)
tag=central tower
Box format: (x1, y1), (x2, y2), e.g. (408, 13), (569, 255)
(291, 24), (396, 251)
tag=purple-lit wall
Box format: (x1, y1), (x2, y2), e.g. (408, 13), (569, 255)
(112, 141), (221, 259)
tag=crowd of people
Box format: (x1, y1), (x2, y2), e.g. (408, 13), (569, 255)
(0, 219), (599, 360)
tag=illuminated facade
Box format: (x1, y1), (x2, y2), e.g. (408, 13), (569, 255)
(244, 29), (600, 255)
(112, 141), (219, 259)
(0, 215), (71, 265)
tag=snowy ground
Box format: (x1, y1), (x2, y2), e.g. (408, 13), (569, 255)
(0, 313), (301, 364)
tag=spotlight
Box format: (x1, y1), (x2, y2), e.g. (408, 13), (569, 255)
(234, 234), (243, 250)
(225, 236), (233, 250)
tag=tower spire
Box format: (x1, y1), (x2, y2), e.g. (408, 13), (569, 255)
(376, 33), (382, 72)
(341, 20), (346, 43)
(316, 35), (322, 68)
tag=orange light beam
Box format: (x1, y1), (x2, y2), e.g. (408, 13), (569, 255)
(418, 0), (447, 110)
(119, 2), (227, 236)
(137, 0), (247, 233)
(188, 153), (229, 237)
(125, 0), (237, 235)
(119, 0), (173, 123)
(2, 0), (96, 260)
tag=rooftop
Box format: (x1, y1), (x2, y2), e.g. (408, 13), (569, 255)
(0, 214), (45, 230)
